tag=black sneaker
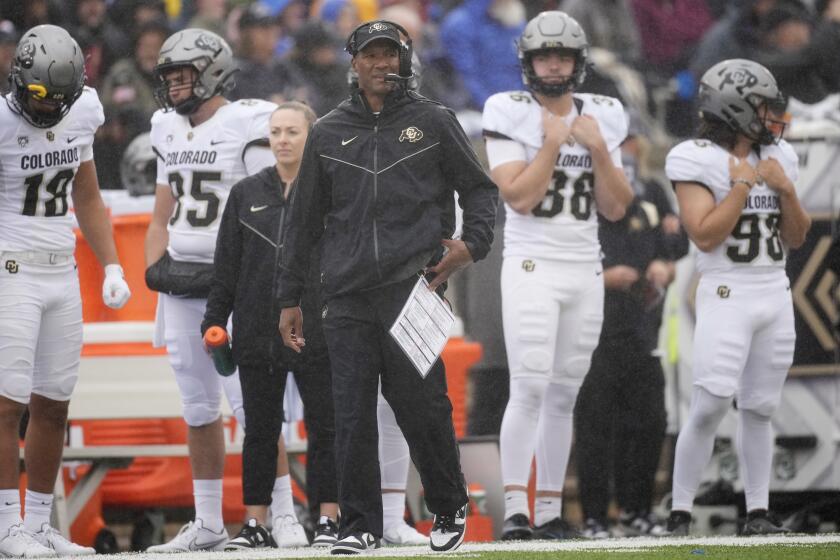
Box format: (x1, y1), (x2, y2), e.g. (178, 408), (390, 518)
(534, 517), (581, 540)
(429, 505), (467, 552)
(663, 510), (692, 536)
(330, 532), (380, 555)
(312, 516), (339, 548)
(501, 513), (532, 540)
(224, 519), (276, 550)
(742, 510), (790, 536)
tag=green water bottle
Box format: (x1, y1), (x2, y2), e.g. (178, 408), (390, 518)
(203, 326), (236, 376)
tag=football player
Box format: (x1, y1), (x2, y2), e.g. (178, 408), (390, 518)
(482, 11), (632, 539)
(663, 59), (810, 535)
(143, 29), (282, 552)
(0, 25), (130, 557)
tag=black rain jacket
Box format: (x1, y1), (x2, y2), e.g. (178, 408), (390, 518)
(276, 87), (498, 306)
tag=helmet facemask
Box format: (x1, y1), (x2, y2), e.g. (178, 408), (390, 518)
(521, 47), (586, 97)
(153, 62), (205, 115)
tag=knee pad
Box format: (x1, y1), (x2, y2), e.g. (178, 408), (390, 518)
(0, 368), (33, 404)
(543, 382), (579, 416)
(737, 396), (778, 420)
(508, 376), (550, 414)
(689, 387), (731, 433)
(182, 401), (222, 427)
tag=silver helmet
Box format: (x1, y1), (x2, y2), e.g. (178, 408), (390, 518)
(153, 28), (237, 115)
(517, 11), (588, 97)
(120, 133), (157, 197)
(8, 25), (86, 128)
(698, 59), (787, 145)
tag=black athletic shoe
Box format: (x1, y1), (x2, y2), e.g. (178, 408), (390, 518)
(330, 532), (380, 555)
(501, 513), (533, 540)
(662, 510), (692, 536)
(430, 505), (467, 552)
(534, 517), (581, 540)
(224, 519), (276, 550)
(742, 510), (790, 536)
(312, 517), (339, 548)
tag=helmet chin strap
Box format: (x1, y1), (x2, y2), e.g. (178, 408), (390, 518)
(174, 94), (203, 116)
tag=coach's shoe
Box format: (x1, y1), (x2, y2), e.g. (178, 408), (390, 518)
(145, 519), (228, 552)
(312, 516), (339, 548)
(32, 524), (95, 555)
(0, 524), (56, 558)
(500, 513), (533, 540)
(661, 510), (691, 536)
(330, 532), (380, 555)
(383, 521), (427, 545)
(271, 514), (309, 548)
(535, 517), (582, 540)
(224, 519), (276, 550)
(742, 510), (790, 536)
(614, 511), (665, 537)
(429, 504), (467, 552)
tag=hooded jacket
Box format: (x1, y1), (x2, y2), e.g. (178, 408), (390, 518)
(276, 87), (498, 307)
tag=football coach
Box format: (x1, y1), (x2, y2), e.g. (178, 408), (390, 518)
(276, 19), (497, 555)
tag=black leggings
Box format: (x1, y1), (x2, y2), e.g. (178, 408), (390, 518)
(574, 335), (667, 521)
(239, 349), (337, 508)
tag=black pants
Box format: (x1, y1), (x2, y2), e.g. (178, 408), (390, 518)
(573, 335), (667, 521)
(239, 349), (337, 507)
(322, 276), (468, 538)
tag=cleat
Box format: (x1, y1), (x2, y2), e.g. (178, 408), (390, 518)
(145, 519), (228, 553)
(501, 513), (532, 540)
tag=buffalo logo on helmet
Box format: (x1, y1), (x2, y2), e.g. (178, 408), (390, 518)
(195, 33), (222, 53)
(720, 68), (758, 95)
(399, 126), (423, 143)
(17, 41), (35, 68)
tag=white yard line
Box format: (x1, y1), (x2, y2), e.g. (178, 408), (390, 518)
(57, 534), (840, 560)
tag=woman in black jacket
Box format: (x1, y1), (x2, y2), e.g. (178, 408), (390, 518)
(202, 102), (339, 549)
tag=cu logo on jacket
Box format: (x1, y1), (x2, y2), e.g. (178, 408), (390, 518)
(399, 127), (423, 143)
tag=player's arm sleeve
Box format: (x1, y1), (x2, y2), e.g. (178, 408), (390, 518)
(602, 99), (628, 167)
(276, 130), (330, 308)
(202, 185), (241, 336)
(482, 95), (528, 169)
(242, 103), (277, 174)
(439, 107), (498, 262)
(80, 91), (106, 161)
(150, 112), (168, 185)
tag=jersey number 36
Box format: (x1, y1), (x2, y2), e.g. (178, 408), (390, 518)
(532, 170), (594, 220)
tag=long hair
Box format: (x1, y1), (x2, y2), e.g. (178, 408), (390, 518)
(697, 115), (739, 151)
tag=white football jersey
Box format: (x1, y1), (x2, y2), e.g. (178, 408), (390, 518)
(482, 91), (627, 261)
(151, 99), (276, 263)
(0, 88), (103, 253)
(665, 139), (799, 275)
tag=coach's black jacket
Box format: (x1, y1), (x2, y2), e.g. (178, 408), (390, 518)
(202, 166), (325, 367)
(276, 87), (498, 306)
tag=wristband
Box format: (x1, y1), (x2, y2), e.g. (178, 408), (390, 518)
(729, 179), (753, 189)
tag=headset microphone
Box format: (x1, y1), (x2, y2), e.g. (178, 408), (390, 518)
(384, 72), (413, 82)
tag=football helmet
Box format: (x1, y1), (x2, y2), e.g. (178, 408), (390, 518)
(153, 28), (237, 115)
(120, 133), (157, 197)
(698, 59), (787, 145)
(517, 11), (588, 97)
(8, 25), (86, 128)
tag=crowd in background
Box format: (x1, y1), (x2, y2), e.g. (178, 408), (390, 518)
(1, 0), (839, 191)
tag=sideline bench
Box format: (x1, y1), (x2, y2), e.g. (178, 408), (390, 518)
(18, 322), (306, 537)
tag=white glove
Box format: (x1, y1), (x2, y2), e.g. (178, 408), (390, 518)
(102, 264), (131, 309)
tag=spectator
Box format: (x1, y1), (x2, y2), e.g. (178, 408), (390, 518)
(230, 2), (299, 103)
(109, 0), (168, 28)
(280, 21), (348, 116)
(813, 0), (840, 93)
(574, 114), (689, 539)
(72, 0), (131, 88)
(317, 0), (362, 41)
(562, 0), (642, 67)
(440, 0), (525, 109)
(630, 0), (714, 77)
(0, 0), (66, 29)
(0, 20), (17, 95)
(187, 0), (229, 40)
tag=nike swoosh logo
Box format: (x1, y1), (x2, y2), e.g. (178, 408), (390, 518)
(596, 270), (603, 276)
(210, 139), (226, 146)
(66, 136), (78, 143)
(251, 205), (268, 212)
(341, 136), (358, 146)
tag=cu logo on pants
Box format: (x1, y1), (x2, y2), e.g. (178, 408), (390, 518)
(5, 260), (19, 274)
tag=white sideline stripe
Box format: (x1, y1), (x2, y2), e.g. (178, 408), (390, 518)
(54, 534), (840, 559)
(82, 321), (154, 344)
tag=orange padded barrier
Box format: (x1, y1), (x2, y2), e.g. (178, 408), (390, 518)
(440, 337), (482, 438)
(75, 213), (158, 323)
